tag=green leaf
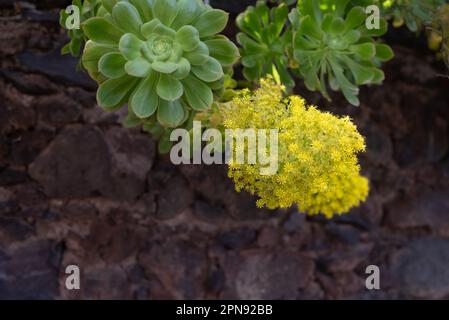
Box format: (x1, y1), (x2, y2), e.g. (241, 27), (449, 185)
(97, 75), (138, 109)
(191, 57), (223, 82)
(330, 17), (345, 35)
(153, 23), (176, 39)
(141, 19), (162, 39)
(345, 7), (365, 31)
(183, 42), (210, 65)
(82, 41), (117, 80)
(119, 33), (144, 60)
(350, 43), (375, 60)
(125, 57), (151, 77)
(375, 43), (394, 61)
(153, 0), (177, 27)
(130, 70), (159, 118)
(83, 17), (123, 45)
(192, 9), (229, 38)
(182, 74), (213, 111)
(171, 57), (191, 80)
(98, 52), (126, 78)
(157, 99), (185, 127)
(176, 25), (200, 52)
(157, 74), (183, 101)
(205, 37), (240, 66)
(128, 0), (154, 22)
(152, 61), (178, 73)
(102, 0), (118, 14)
(299, 16), (322, 40)
(171, 0), (204, 30)
(112, 2), (143, 34)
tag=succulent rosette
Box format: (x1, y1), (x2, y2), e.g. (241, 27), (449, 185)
(80, 0), (239, 128)
(289, 0), (394, 106)
(237, 1), (294, 88)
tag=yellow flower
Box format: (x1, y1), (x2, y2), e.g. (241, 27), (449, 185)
(222, 77), (369, 218)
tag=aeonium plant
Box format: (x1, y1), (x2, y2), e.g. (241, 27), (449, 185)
(237, 1), (295, 88)
(289, 0), (394, 106)
(62, 0), (239, 129)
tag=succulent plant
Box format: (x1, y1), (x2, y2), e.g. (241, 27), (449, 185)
(388, 0), (446, 32)
(60, 0), (101, 56)
(289, 0), (394, 106)
(237, 1), (294, 87)
(78, 0), (239, 128)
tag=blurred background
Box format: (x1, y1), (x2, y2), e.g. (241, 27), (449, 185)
(1, 0), (449, 299)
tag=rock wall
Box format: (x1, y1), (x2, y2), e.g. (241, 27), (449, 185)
(1, 0), (449, 299)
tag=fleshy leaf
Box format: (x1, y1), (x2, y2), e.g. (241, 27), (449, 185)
(97, 75), (138, 109)
(191, 57), (223, 82)
(184, 42), (209, 65)
(119, 33), (144, 60)
(82, 41), (117, 80)
(153, 0), (177, 26)
(192, 9), (228, 38)
(141, 19), (162, 39)
(128, 0), (154, 22)
(83, 17), (123, 45)
(152, 61), (178, 73)
(171, 0), (204, 30)
(205, 37), (240, 66)
(176, 25), (200, 52)
(98, 52), (127, 79)
(157, 99), (185, 127)
(125, 57), (151, 77)
(350, 43), (375, 60)
(157, 74), (184, 101)
(375, 43), (394, 61)
(182, 74), (213, 110)
(112, 2), (143, 35)
(130, 70), (159, 118)
(171, 57), (191, 79)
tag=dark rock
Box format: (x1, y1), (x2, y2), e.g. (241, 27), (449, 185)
(83, 266), (130, 299)
(0, 217), (34, 242)
(205, 267), (225, 294)
(0, 84), (36, 134)
(325, 223), (361, 245)
(0, 167), (28, 186)
(385, 189), (449, 233)
(8, 130), (54, 166)
(282, 211), (306, 233)
(257, 227), (280, 248)
(363, 124), (393, 166)
(0, 240), (61, 299)
(139, 239), (208, 299)
(229, 251), (315, 299)
(390, 237), (449, 299)
(36, 94), (81, 128)
(217, 227), (257, 250)
(18, 51), (96, 89)
(0, 70), (58, 95)
(317, 244), (373, 273)
(194, 200), (227, 222)
(102, 127), (155, 202)
(153, 175), (193, 220)
(29, 125), (111, 198)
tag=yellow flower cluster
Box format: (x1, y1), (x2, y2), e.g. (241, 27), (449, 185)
(222, 78), (369, 218)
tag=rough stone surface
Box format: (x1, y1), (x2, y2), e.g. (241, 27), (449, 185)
(1, 1), (449, 300)
(390, 238), (449, 299)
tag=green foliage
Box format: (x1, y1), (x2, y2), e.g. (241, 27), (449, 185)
(387, 0), (446, 32)
(237, 1), (294, 88)
(289, 0), (394, 106)
(60, 0), (101, 56)
(73, 0), (239, 131)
